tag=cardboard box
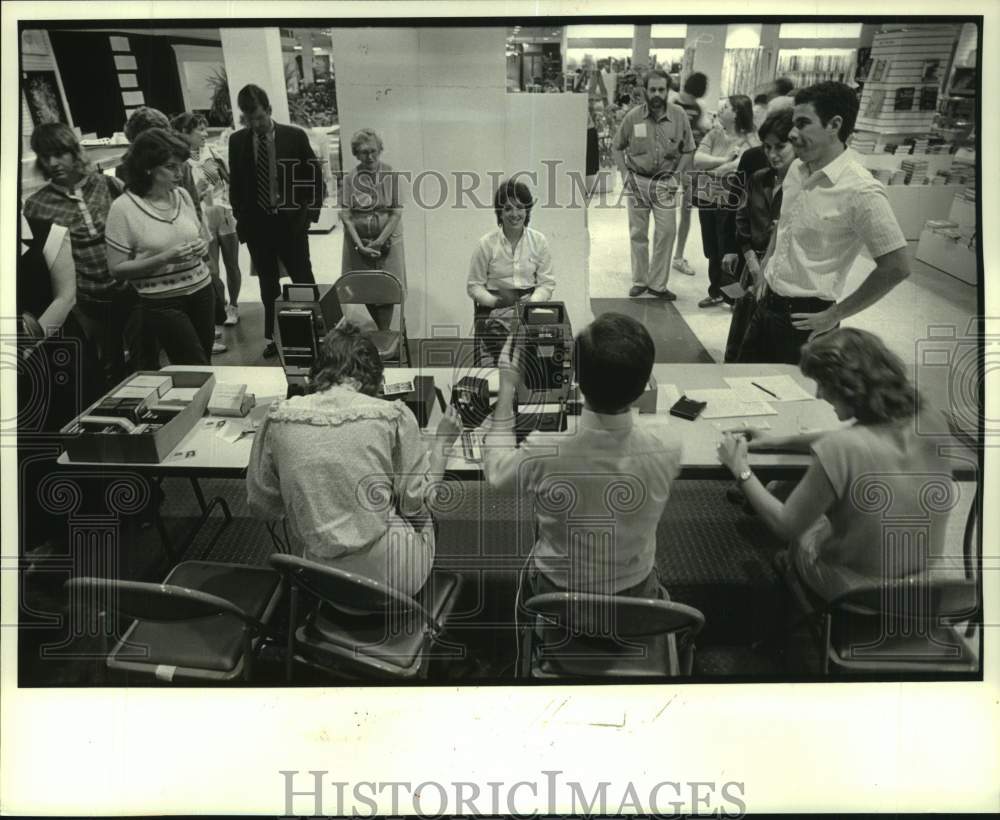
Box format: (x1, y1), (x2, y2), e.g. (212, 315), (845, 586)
(61, 371), (215, 464)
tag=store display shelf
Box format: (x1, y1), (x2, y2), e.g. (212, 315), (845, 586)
(883, 184), (965, 240)
(915, 228), (977, 285)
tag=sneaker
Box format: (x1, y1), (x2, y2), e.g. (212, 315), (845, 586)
(647, 288), (677, 301)
(212, 340), (228, 354)
(698, 295), (725, 308)
(224, 305), (239, 326)
(629, 285), (648, 297)
(672, 257), (696, 276)
(214, 326), (223, 339)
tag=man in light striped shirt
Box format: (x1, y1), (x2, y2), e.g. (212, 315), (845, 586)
(739, 81), (910, 365)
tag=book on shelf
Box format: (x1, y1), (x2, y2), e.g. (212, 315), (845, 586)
(864, 90), (886, 117)
(894, 87), (915, 111)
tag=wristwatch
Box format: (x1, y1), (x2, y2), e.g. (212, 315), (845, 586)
(736, 466), (753, 484)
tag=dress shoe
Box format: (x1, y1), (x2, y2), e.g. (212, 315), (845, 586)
(262, 341), (278, 359)
(698, 295), (725, 308)
(647, 288), (677, 301)
(628, 285), (648, 297)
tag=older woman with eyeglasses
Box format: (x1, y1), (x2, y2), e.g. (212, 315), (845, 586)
(340, 128), (406, 330)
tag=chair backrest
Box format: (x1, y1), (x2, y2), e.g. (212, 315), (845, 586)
(335, 270), (403, 307)
(66, 578), (254, 625)
(523, 592), (705, 643)
(269, 554), (438, 630)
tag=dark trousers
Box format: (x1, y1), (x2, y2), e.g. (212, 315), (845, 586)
(75, 289), (140, 389)
(723, 256), (756, 363)
(244, 212), (314, 340)
(697, 205), (737, 301)
(141, 282), (216, 366)
(738, 288), (837, 365)
(473, 288), (534, 365)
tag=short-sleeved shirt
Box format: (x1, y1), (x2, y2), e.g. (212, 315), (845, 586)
(105, 187), (210, 299)
(613, 101), (696, 179)
(467, 227), (555, 303)
(673, 95), (707, 146)
(483, 409), (682, 593)
(23, 172), (126, 303)
(694, 127), (760, 205)
(808, 408), (956, 581)
(764, 150), (907, 300)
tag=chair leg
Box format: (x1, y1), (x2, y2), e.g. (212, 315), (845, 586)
(285, 585), (298, 683)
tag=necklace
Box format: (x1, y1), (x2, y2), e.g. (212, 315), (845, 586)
(143, 190), (175, 212)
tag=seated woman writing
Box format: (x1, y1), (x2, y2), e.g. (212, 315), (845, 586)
(247, 321), (461, 596)
(716, 328), (957, 603)
(467, 178), (555, 364)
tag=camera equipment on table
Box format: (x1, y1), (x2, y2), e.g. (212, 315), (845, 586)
(274, 284), (343, 398)
(514, 301), (573, 436)
(452, 376), (491, 428)
(377, 374), (439, 428)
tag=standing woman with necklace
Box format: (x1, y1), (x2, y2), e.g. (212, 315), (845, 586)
(467, 178), (555, 364)
(693, 94), (759, 308)
(105, 128), (215, 365)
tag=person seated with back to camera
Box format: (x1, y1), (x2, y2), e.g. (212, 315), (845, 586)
(467, 178), (555, 365)
(247, 321), (462, 596)
(482, 312), (682, 601)
(716, 328), (958, 604)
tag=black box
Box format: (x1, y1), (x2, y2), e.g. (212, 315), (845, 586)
(397, 375), (437, 428)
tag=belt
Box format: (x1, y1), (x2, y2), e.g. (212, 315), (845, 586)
(762, 288), (835, 313)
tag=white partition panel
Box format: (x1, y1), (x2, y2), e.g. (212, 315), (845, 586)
(330, 26), (591, 338)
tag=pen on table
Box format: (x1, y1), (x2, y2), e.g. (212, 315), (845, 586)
(751, 381), (779, 399)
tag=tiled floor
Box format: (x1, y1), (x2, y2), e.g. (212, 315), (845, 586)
(585, 176), (979, 366)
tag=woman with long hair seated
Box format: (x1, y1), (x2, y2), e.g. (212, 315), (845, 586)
(716, 328), (957, 601)
(247, 322), (462, 595)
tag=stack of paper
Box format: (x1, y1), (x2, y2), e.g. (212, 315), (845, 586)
(724, 375), (815, 403)
(683, 389), (776, 419)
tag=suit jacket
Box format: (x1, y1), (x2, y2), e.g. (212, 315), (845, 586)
(228, 122), (324, 241)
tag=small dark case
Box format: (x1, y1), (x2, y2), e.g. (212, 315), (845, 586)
(669, 395), (707, 421)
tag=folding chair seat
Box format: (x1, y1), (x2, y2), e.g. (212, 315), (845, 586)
(270, 555), (462, 680)
(67, 561), (282, 682)
(335, 269), (411, 365)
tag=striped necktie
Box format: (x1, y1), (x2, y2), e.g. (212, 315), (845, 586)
(256, 133), (272, 211)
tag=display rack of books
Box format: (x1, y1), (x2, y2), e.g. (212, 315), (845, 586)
(775, 49), (856, 88)
(855, 26), (958, 137)
(915, 186), (977, 285)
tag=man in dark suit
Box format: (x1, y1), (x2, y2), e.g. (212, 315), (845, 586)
(229, 84), (324, 358)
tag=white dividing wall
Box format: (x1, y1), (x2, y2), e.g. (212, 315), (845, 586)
(330, 27), (591, 339)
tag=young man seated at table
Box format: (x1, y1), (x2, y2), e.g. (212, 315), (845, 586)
(482, 313), (682, 601)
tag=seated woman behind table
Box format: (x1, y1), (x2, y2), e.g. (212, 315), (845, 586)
(247, 321), (461, 596)
(467, 178), (555, 364)
(716, 328), (957, 602)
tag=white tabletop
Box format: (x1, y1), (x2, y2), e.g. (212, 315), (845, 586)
(57, 363), (972, 479)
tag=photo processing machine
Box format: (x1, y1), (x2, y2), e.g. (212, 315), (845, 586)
(273, 284), (343, 397)
(451, 301), (574, 437)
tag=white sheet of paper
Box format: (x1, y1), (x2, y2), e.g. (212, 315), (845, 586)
(685, 388), (777, 419)
(633, 122), (647, 138)
(724, 375), (815, 403)
(656, 383), (681, 415)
